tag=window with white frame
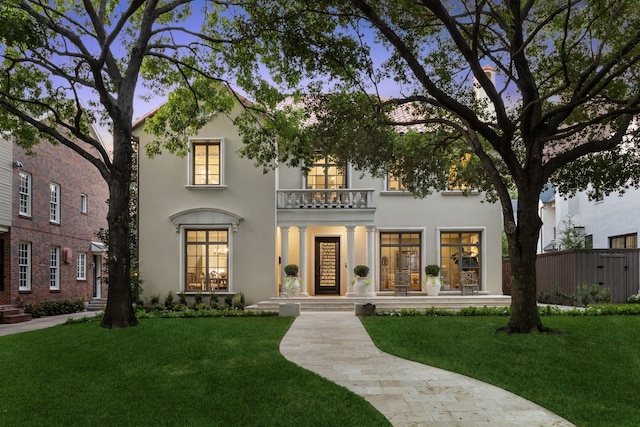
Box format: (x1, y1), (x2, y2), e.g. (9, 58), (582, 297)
(49, 246), (60, 290)
(192, 140), (223, 185)
(19, 171), (31, 217)
(50, 182), (60, 223)
(18, 242), (31, 290)
(440, 231), (482, 290)
(77, 252), (87, 280)
(185, 229), (229, 292)
(80, 194), (87, 213)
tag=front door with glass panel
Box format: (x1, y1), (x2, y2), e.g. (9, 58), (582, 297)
(314, 237), (340, 295)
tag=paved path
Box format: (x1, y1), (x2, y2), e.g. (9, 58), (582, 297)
(280, 311), (574, 427)
(0, 311), (101, 337)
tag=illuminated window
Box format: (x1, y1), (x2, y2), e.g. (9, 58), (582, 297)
(192, 141), (222, 185)
(440, 231), (481, 290)
(379, 232), (422, 291)
(387, 173), (407, 191)
(185, 230), (229, 292)
(448, 153), (472, 191)
(306, 155), (346, 189)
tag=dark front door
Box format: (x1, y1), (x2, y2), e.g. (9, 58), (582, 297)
(315, 237), (340, 295)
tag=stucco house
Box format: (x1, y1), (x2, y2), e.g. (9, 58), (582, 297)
(0, 135), (109, 310)
(539, 184), (640, 252)
(134, 100), (504, 306)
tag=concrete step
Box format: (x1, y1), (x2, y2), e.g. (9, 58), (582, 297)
(0, 306), (32, 324)
(86, 298), (107, 312)
(246, 294), (511, 313)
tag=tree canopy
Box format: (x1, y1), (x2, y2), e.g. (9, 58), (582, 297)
(0, 0), (241, 328)
(203, 0), (640, 332)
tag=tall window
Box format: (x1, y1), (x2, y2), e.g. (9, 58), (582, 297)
(18, 171), (31, 217)
(18, 242), (31, 290)
(306, 155), (346, 189)
(77, 252), (87, 280)
(49, 246), (60, 290)
(80, 194), (88, 213)
(440, 231), (481, 290)
(192, 141), (221, 185)
(380, 232), (422, 291)
(609, 233), (637, 248)
(448, 153), (472, 191)
(50, 182), (60, 223)
(185, 230), (229, 292)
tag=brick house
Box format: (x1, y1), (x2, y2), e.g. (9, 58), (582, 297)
(0, 134), (109, 306)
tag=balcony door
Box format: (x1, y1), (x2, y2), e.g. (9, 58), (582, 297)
(306, 155), (346, 189)
(314, 237), (341, 295)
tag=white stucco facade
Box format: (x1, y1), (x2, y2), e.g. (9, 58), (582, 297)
(135, 104), (503, 305)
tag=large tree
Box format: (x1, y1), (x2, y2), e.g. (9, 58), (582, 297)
(215, 0), (640, 332)
(0, 0), (239, 328)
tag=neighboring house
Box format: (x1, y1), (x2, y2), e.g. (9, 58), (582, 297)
(539, 184), (640, 252)
(134, 102), (503, 306)
(0, 135), (109, 306)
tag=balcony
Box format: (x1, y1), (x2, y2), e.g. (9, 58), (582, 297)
(277, 189), (376, 226)
(277, 189), (375, 209)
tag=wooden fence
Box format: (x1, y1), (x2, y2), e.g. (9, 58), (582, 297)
(502, 249), (640, 304)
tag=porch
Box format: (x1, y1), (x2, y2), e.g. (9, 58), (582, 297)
(247, 291), (511, 313)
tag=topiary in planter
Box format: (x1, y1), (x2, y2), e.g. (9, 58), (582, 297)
(284, 264), (299, 276)
(425, 264), (440, 276)
(354, 265), (370, 277)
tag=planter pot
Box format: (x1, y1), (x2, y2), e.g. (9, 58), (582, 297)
(282, 277), (301, 297)
(424, 276), (441, 296)
(354, 277), (370, 296)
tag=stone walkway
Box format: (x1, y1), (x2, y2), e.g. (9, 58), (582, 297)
(280, 311), (574, 427)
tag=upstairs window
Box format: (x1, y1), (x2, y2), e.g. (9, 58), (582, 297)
(387, 173), (408, 191)
(50, 182), (60, 223)
(306, 155), (346, 189)
(192, 140), (222, 186)
(18, 171), (31, 217)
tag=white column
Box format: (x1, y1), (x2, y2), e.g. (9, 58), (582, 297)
(367, 226), (376, 297)
(298, 226), (308, 297)
(346, 225), (356, 297)
(280, 226), (289, 296)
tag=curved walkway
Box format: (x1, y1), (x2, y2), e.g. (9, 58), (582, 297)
(280, 311), (573, 427)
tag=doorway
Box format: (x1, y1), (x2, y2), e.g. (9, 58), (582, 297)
(93, 255), (102, 299)
(314, 237), (340, 295)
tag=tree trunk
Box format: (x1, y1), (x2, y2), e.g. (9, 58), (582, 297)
(101, 131), (138, 329)
(500, 192), (551, 333)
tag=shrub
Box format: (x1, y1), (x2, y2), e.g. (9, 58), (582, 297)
(150, 294), (160, 305)
(353, 265), (369, 277)
(22, 298), (85, 318)
(194, 291), (203, 304)
(209, 293), (219, 308)
(233, 292), (246, 310)
(627, 294), (640, 304)
(284, 264), (299, 276)
(164, 291), (175, 309)
(225, 294), (234, 307)
(178, 292), (187, 305)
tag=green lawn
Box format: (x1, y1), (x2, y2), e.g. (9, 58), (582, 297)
(0, 317), (390, 427)
(361, 315), (640, 427)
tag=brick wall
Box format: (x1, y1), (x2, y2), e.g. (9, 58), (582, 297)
(10, 138), (109, 305)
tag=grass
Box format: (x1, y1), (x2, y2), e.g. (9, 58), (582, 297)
(361, 315), (640, 427)
(0, 317), (390, 427)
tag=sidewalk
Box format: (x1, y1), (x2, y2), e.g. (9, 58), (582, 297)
(280, 311), (574, 427)
(0, 311), (101, 337)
